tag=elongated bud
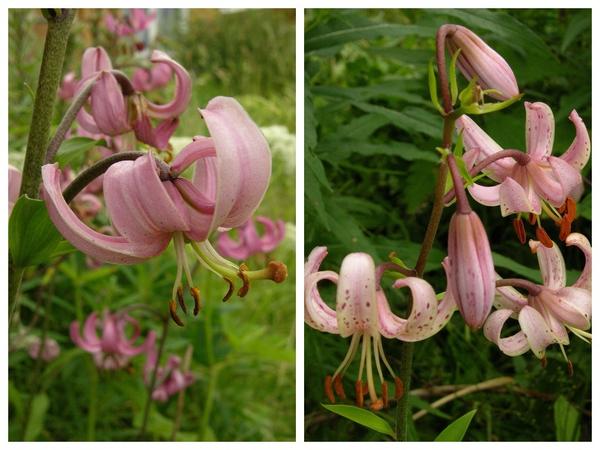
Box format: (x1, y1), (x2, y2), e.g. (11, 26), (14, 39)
(443, 24), (519, 100)
(447, 211), (495, 328)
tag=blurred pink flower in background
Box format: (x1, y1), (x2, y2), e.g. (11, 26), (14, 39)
(104, 9), (156, 37)
(132, 63), (172, 92)
(144, 350), (195, 402)
(9, 164), (22, 214)
(27, 336), (61, 362)
(58, 71), (78, 101)
(217, 216), (286, 260)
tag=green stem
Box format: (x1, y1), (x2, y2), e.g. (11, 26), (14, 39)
(86, 358), (98, 441)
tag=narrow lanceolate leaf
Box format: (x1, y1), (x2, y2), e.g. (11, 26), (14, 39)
(434, 409), (477, 441)
(554, 396), (581, 441)
(9, 196), (64, 267)
(321, 404), (395, 438)
(428, 59), (444, 114)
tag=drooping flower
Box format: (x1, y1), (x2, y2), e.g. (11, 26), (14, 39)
(9, 164), (22, 214)
(132, 63), (172, 92)
(305, 247), (456, 410)
(27, 336), (61, 362)
(441, 24), (519, 101)
(446, 210), (495, 329)
(43, 97), (286, 324)
(217, 215), (286, 260)
(456, 102), (590, 243)
(71, 310), (155, 370)
(484, 233), (591, 366)
(144, 350), (195, 402)
(104, 9), (156, 37)
(58, 71), (78, 101)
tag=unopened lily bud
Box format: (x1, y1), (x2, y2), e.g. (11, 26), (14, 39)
(447, 211), (495, 328)
(443, 24), (519, 100)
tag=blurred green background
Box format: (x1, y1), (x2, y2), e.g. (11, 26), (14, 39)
(305, 9), (590, 441)
(9, 8), (295, 441)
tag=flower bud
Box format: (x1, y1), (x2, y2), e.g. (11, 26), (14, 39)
(443, 24), (519, 100)
(447, 210), (495, 328)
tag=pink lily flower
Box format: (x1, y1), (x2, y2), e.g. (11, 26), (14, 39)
(456, 102), (590, 228)
(144, 351), (195, 402)
(216, 215), (286, 260)
(132, 62), (172, 92)
(58, 71), (78, 101)
(442, 24), (519, 100)
(484, 233), (591, 365)
(27, 336), (61, 362)
(305, 247), (456, 410)
(9, 164), (22, 214)
(446, 210), (495, 329)
(43, 97), (284, 322)
(105, 9), (156, 37)
(71, 310), (155, 370)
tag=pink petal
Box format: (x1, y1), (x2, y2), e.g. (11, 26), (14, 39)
(530, 298), (570, 345)
(304, 270), (339, 334)
(216, 231), (249, 260)
(133, 116), (178, 150)
(483, 309), (530, 356)
(81, 47), (112, 79)
(560, 110), (591, 171)
(256, 217), (286, 253)
(100, 312), (121, 353)
(498, 175), (540, 216)
(42, 164), (167, 264)
(494, 274), (528, 311)
(468, 182), (501, 207)
(305, 246), (327, 276)
(9, 164), (22, 210)
(528, 238), (566, 290)
(524, 102), (554, 161)
(542, 287), (591, 330)
(548, 156), (584, 203)
(145, 51), (192, 120)
(70, 316), (101, 353)
(90, 71), (131, 136)
(170, 137), (216, 174)
(174, 178), (215, 215)
(527, 161), (566, 206)
(565, 233), (591, 291)
(200, 97), (271, 231)
(519, 305), (557, 358)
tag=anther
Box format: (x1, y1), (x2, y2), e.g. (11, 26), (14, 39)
(324, 375), (335, 403)
(333, 375), (346, 400)
(565, 197), (576, 223)
(567, 360), (574, 377)
(535, 226), (553, 248)
(394, 376), (404, 400)
(190, 287), (201, 316)
(382, 381), (389, 408)
(237, 264), (250, 297)
(168, 300), (184, 327)
(512, 217), (526, 244)
(557, 202), (567, 214)
(528, 213), (537, 225)
(540, 355), (547, 369)
(268, 261), (288, 283)
(176, 286), (187, 314)
(355, 380), (364, 408)
(222, 278), (235, 302)
(362, 381), (369, 395)
(559, 218), (571, 241)
(370, 398), (384, 411)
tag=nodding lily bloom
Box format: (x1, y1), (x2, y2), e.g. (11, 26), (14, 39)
(43, 97), (286, 325)
(104, 9), (156, 37)
(484, 233), (591, 369)
(447, 210), (495, 329)
(27, 336), (61, 362)
(442, 24), (519, 101)
(305, 247), (456, 410)
(144, 351), (195, 402)
(60, 168), (103, 222)
(217, 215), (286, 260)
(76, 47), (191, 150)
(58, 71), (78, 101)
(71, 310), (155, 370)
(132, 63), (172, 93)
(456, 102), (590, 244)
(9, 164), (22, 214)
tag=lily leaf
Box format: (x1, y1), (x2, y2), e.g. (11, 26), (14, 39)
(434, 409), (477, 441)
(554, 396), (581, 441)
(56, 136), (106, 168)
(321, 404), (395, 438)
(449, 48), (462, 105)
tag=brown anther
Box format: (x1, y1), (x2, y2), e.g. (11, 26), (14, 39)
(222, 278), (235, 302)
(540, 355), (547, 369)
(190, 287), (201, 316)
(362, 381), (369, 395)
(268, 261), (288, 283)
(557, 202), (567, 214)
(394, 376), (404, 400)
(512, 217), (526, 244)
(237, 263), (250, 297)
(535, 226), (553, 248)
(333, 375), (346, 400)
(565, 197), (576, 223)
(355, 380), (364, 408)
(567, 360), (574, 377)
(382, 381), (389, 408)
(176, 286), (187, 314)
(370, 398), (384, 411)
(168, 300), (184, 327)
(324, 375), (335, 403)
(559, 218), (571, 241)
(528, 213), (537, 225)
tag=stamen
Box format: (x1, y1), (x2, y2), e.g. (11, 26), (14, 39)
(244, 261), (288, 283)
(237, 263), (250, 297)
(559, 217), (571, 241)
(324, 375), (335, 403)
(355, 380), (364, 408)
(372, 334), (385, 384)
(177, 286), (187, 314)
(333, 375), (346, 400)
(567, 360), (574, 377)
(394, 377), (404, 400)
(541, 202), (562, 223)
(222, 278), (235, 302)
(370, 398), (384, 411)
(512, 217), (526, 244)
(190, 287), (201, 315)
(357, 334), (368, 383)
(169, 299), (184, 327)
(382, 381), (389, 408)
(332, 334), (361, 380)
(377, 335), (397, 379)
(565, 197), (576, 223)
(535, 226), (553, 248)
(365, 335), (378, 404)
(528, 213), (537, 225)
(540, 355), (547, 369)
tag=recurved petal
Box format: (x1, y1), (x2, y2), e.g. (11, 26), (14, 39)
(305, 246), (328, 277)
(70, 316), (101, 353)
(200, 97), (271, 231)
(391, 277), (438, 337)
(548, 156), (584, 202)
(560, 110), (591, 171)
(81, 47), (112, 78)
(257, 217), (286, 252)
(542, 287), (591, 330)
(524, 102), (555, 161)
(42, 164), (168, 264)
(133, 115), (178, 150)
(494, 274), (528, 311)
(145, 50), (192, 120)
(498, 176), (540, 216)
(100, 312), (121, 353)
(483, 309), (530, 356)
(565, 233), (591, 291)
(527, 161), (567, 206)
(468, 182), (501, 207)
(170, 137), (216, 175)
(519, 305), (557, 358)
(528, 238), (566, 290)
(304, 270), (339, 334)
(216, 231), (249, 260)
(91, 71), (131, 136)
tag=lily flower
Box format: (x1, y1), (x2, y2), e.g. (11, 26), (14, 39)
(132, 62), (172, 93)
(456, 102), (590, 243)
(9, 164), (22, 214)
(43, 97), (286, 324)
(71, 310), (155, 370)
(144, 351), (195, 402)
(442, 24), (519, 101)
(305, 247), (455, 410)
(58, 71), (78, 101)
(104, 9), (156, 37)
(484, 233), (591, 367)
(27, 336), (61, 362)
(216, 215), (286, 260)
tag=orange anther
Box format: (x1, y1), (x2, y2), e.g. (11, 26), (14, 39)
(565, 197), (577, 223)
(324, 375), (335, 403)
(355, 380), (364, 408)
(540, 356), (547, 369)
(370, 398), (384, 411)
(512, 217), (526, 244)
(535, 226), (553, 248)
(268, 261), (288, 283)
(394, 377), (404, 400)
(567, 360), (574, 377)
(222, 278), (235, 302)
(190, 287), (201, 316)
(237, 264), (250, 297)
(528, 213), (537, 225)
(176, 286), (187, 314)
(333, 375), (346, 400)
(168, 300), (184, 327)
(559, 218), (571, 241)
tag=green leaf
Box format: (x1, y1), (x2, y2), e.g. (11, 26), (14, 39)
(460, 94), (523, 116)
(321, 404), (395, 438)
(434, 409), (477, 441)
(56, 136), (106, 168)
(353, 102), (440, 138)
(9, 196), (63, 267)
(560, 11), (591, 53)
(24, 393), (49, 441)
(428, 59), (443, 114)
(492, 252), (540, 282)
(578, 193), (591, 220)
(554, 396), (581, 441)
(449, 48), (462, 105)
(408, 394), (452, 420)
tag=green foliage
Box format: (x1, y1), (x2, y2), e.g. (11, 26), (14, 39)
(554, 396), (581, 441)
(321, 404), (395, 438)
(56, 137), (107, 168)
(434, 409), (477, 441)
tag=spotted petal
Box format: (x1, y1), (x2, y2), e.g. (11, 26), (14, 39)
(565, 233), (591, 291)
(560, 110), (591, 171)
(518, 305), (557, 358)
(498, 175), (540, 216)
(528, 238), (566, 290)
(483, 309), (529, 356)
(524, 102), (554, 161)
